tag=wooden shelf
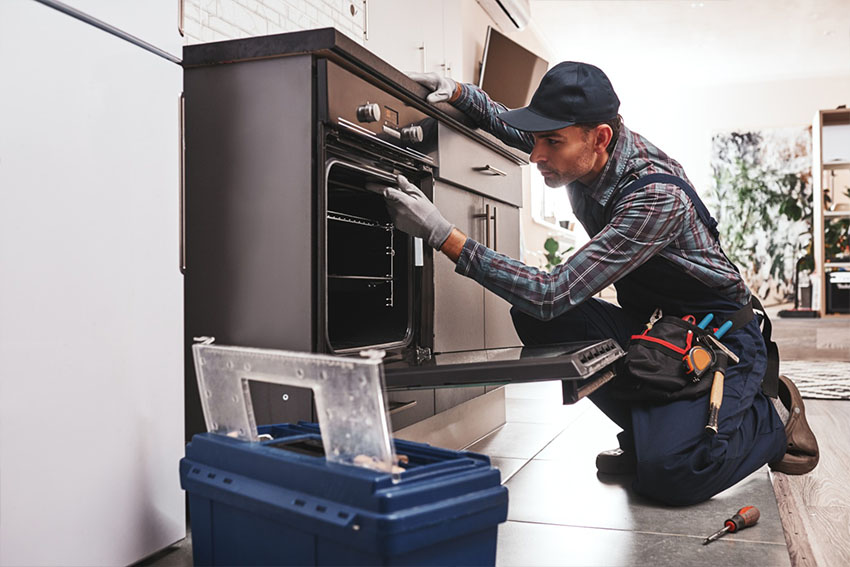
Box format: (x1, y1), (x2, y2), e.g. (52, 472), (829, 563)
(811, 108), (850, 315)
(824, 161), (850, 170)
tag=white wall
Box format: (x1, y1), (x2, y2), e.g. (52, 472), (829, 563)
(183, 0), (366, 44)
(620, 73), (850, 198)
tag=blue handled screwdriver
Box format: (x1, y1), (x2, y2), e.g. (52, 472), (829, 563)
(714, 320), (733, 339)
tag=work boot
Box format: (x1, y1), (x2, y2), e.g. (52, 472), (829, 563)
(769, 375), (819, 475)
(596, 448), (636, 475)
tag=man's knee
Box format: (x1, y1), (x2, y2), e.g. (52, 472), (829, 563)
(510, 305), (592, 346)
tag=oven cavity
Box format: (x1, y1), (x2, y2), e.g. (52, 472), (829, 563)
(325, 161), (413, 352)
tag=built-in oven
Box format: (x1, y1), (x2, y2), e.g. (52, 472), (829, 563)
(183, 33), (624, 442)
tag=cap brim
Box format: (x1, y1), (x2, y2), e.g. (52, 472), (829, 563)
(497, 106), (575, 132)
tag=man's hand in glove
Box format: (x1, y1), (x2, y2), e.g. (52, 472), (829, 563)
(367, 174), (454, 250)
(407, 72), (458, 104)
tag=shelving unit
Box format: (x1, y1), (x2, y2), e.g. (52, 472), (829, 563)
(812, 108), (850, 315)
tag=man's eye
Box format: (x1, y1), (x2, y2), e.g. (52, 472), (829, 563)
(547, 139), (560, 146)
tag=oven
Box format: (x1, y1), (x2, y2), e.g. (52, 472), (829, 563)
(182, 32), (623, 442)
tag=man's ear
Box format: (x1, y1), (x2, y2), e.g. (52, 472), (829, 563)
(594, 125), (613, 153)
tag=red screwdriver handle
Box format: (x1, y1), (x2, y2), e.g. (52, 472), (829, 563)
(726, 505), (760, 533)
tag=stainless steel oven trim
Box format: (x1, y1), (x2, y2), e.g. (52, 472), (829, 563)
(322, 157), (416, 355)
(337, 118), (435, 166)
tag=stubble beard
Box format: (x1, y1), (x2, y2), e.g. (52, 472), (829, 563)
(540, 149), (596, 188)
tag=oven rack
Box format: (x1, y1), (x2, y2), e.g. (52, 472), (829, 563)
(328, 274), (392, 281)
(327, 210), (393, 230)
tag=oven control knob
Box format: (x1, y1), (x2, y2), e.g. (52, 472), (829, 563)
(400, 125), (423, 143)
(356, 102), (381, 123)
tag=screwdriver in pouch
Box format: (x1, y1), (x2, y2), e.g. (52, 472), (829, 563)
(702, 506), (760, 545)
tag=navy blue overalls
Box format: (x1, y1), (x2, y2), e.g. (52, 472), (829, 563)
(511, 174), (787, 505)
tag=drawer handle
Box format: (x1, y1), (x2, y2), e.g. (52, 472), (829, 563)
(388, 400), (418, 414)
(492, 206), (498, 251)
(473, 164), (507, 177)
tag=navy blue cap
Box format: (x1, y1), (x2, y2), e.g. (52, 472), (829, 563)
(498, 61), (620, 132)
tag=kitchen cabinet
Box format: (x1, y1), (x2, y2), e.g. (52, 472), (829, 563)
(433, 183), (522, 351)
(0, 1), (184, 565)
(482, 194), (522, 348)
(432, 124), (524, 412)
(434, 181), (487, 352)
(366, 0), (449, 77)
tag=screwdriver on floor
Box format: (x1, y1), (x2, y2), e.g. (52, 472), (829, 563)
(702, 506), (760, 545)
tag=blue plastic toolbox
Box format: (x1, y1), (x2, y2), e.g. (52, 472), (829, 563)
(180, 422), (508, 566)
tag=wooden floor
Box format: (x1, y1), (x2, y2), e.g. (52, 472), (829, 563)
(773, 399), (850, 566)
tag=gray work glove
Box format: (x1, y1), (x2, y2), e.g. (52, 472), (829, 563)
(407, 72), (457, 104)
(368, 175), (454, 250)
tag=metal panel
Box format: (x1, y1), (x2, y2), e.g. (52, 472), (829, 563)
(386, 389), (436, 431)
(435, 387), (487, 413)
(184, 55), (316, 437)
(484, 198), (523, 348)
(433, 181), (485, 352)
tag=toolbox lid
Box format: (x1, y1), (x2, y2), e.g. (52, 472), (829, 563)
(192, 342), (398, 478)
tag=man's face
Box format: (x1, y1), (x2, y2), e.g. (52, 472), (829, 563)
(529, 126), (599, 188)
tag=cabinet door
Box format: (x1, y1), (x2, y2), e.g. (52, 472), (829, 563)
(484, 199), (523, 348)
(365, 0), (446, 75)
(433, 181), (485, 352)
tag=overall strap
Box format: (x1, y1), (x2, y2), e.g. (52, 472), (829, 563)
(608, 172), (780, 397)
(609, 173), (720, 240)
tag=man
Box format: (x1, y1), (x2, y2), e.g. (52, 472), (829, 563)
(375, 62), (819, 505)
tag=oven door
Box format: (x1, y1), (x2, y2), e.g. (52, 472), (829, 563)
(382, 339), (625, 393)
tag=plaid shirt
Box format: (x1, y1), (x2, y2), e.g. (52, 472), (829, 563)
(451, 83), (750, 320)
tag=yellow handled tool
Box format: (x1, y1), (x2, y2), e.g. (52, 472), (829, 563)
(705, 352), (728, 435)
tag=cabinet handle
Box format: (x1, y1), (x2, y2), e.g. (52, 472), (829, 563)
(388, 400), (418, 414)
(419, 42), (426, 73)
(473, 204), (491, 247)
(473, 164), (507, 177)
(179, 93), (186, 274)
(178, 0), (185, 37)
(491, 206), (498, 251)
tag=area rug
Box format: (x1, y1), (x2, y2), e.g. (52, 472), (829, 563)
(781, 360), (850, 400)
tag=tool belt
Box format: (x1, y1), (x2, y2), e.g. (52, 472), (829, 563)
(612, 300), (764, 403)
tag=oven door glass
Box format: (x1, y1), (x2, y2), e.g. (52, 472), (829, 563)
(324, 159), (415, 353)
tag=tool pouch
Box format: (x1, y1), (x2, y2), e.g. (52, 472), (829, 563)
(612, 312), (714, 403)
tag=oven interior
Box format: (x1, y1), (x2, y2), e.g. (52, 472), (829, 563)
(325, 162), (415, 352)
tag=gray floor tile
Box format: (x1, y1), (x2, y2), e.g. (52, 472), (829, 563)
(505, 459), (785, 544)
(466, 422), (565, 459)
(505, 380), (564, 400)
(488, 456), (529, 484)
(534, 402), (623, 462)
(505, 396), (592, 427)
(496, 521), (790, 567)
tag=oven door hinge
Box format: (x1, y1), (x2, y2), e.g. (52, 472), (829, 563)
(415, 346), (432, 363)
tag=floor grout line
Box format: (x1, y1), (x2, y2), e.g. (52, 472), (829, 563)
(504, 519), (788, 546)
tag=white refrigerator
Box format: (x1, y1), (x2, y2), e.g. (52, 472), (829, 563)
(0, 1), (185, 564)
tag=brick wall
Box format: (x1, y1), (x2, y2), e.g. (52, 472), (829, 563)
(183, 0), (366, 45)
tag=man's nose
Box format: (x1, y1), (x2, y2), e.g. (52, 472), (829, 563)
(529, 141), (545, 164)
